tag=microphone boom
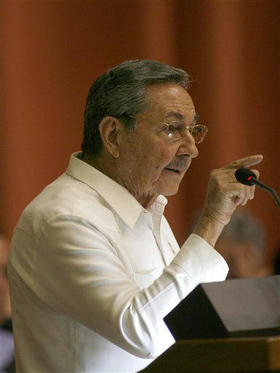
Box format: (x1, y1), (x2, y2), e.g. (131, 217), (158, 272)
(235, 167), (280, 207)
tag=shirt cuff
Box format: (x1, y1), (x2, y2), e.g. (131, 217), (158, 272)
(172, 233), (229, 283)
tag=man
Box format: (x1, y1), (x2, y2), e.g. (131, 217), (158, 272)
(8, 60), (262, 372)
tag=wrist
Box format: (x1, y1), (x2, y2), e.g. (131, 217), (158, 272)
(193, 212), (226, 247)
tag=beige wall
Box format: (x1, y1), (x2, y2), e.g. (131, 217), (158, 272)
(1, 0), (279, 264)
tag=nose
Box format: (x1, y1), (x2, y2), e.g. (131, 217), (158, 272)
(177, 131), (199, 158)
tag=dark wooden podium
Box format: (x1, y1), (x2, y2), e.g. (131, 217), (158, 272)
(140, 336), (280, 372)
(141, 277), (280, 372)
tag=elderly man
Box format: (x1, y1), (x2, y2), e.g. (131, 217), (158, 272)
(8, 60), (262, 373)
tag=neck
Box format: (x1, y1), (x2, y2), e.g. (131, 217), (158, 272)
(81, 151), (158, 209)
(82, 151), (112, 177)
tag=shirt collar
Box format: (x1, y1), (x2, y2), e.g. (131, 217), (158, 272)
(66, 152), (167, 228)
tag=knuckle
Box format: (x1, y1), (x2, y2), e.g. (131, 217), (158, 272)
(252, 169), (260, 179)
(210, 168), (221, 179)
(210, 168), (218, 176)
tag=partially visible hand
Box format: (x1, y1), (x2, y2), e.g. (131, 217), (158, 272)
(202, 155), (263, 226)
(194, 155), (263, 247)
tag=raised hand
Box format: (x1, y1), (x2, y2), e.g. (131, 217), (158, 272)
(194, 155), (263, 247)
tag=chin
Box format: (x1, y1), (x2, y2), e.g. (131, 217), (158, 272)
(159, 184), (180, 196)
(157, 173), (184, 196)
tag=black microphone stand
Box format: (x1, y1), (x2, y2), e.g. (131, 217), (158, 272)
(235, 167), (280, 208)
(252, 178), (280, 207)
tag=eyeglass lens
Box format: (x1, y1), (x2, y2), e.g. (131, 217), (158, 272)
(190, 125), (208, 144)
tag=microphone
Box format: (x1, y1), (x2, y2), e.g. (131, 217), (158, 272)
(235, 167), (280, 207)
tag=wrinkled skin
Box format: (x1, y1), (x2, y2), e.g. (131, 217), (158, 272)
(87, 82), (263, 248)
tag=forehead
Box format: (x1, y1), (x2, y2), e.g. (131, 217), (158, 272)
(143, 83), (196, 122)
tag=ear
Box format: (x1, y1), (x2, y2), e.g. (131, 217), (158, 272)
(98, 116), (123, 158)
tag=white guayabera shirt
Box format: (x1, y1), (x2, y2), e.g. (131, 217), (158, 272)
(8, 152), (228, 373)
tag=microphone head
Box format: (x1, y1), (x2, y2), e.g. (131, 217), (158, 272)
(235, 167), (257, 186)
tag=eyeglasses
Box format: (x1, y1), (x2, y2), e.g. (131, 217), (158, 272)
(158, 122), (208, 144)
(118, 113), (208, 144)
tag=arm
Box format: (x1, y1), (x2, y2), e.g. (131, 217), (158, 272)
(33, 216), (227, 359)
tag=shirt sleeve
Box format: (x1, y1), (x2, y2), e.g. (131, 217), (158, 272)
(33, 215), (228, 359)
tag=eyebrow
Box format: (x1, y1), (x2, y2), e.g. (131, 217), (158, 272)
(165, 111), (199, 124)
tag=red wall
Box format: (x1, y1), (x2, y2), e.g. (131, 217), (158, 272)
(1, 0), (279, 264)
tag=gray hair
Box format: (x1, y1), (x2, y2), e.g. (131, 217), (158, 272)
(81, 59), (190, 155)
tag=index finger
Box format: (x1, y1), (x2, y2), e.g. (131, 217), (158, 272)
(225, 154), (263, 169)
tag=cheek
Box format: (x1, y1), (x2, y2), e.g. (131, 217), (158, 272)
(147, 150), (172, 176)
(155, 147), (177, 168)
(122, 137), (177, 176)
